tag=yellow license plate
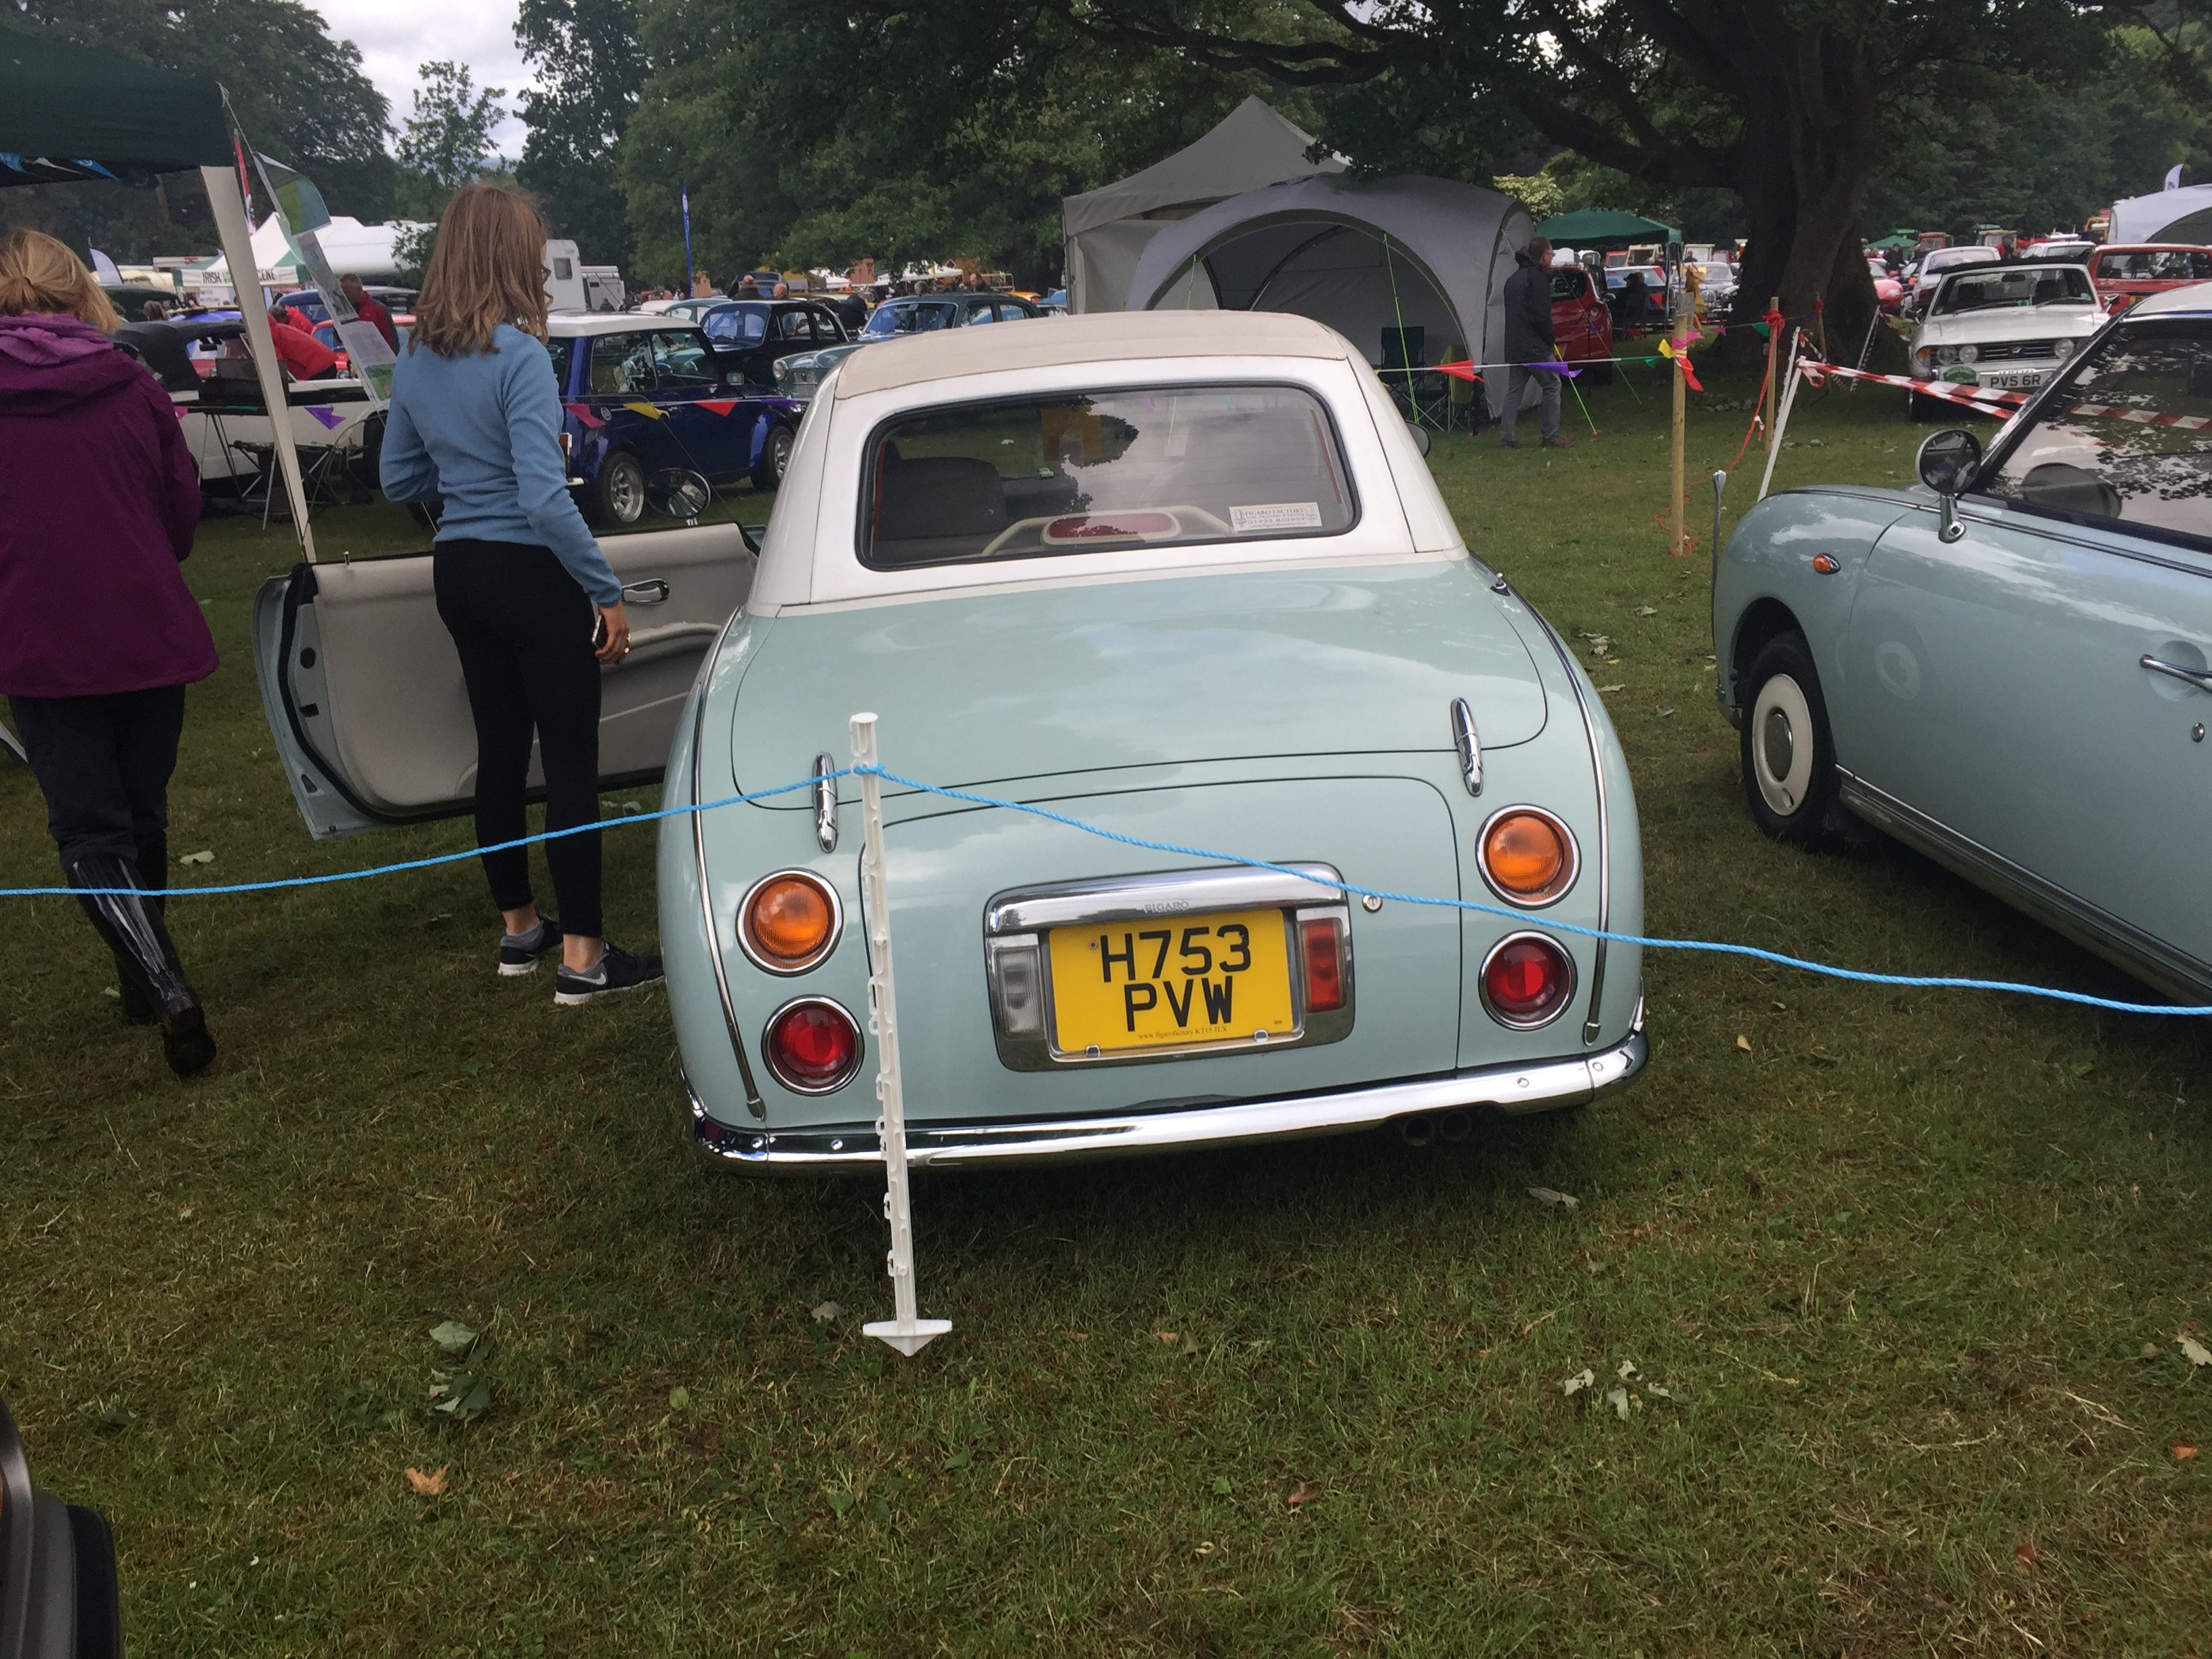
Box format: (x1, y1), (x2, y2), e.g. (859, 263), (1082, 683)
(1046, 907), (1296, 1056)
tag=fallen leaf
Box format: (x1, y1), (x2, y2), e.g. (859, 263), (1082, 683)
(2173, 1443), (2198, 1460)
(1617, 1359), (1641, 1382)
(2181, 1334), (2211, 1368)
(1155, 1330), (1179, 1344)
(405, 1465), (448, 1496)
(619, 800), (644, 815)
(668, 1386), (690, 1410)
(1210, 1475), (1233, 1494)
(1561, 1369), (1596, 1397)
(1285, 1480), (1320, 1509)
(1653, 706), (1675, 718)
(809, 1301), (844, 1324)
(1736, 1035), (1753, 1053)
(1597, 682), (1626, 693)
(430, 1376), (491, 1422)
(2014, 1536), (2036, 1570)
(1643, 1381), (1677, 1401)
(2142, 1343), (2163, 1360)
(827, 1490), (855, 1517)
(1192, 1540), (1215, 1557)
(177, 849), (214, 866)
(1605, 1385), (1632, 1421)
(1527, 1186), (1579, 1210)
(101, 986), (121, 1000)
(1636, 605), (1658, 617)
(428, 1320), (477, 1357)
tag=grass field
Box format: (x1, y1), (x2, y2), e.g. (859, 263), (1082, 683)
(3, 367), (2207, 1656)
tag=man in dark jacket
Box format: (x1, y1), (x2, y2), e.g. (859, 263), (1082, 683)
(1498, 237), (1570, 449)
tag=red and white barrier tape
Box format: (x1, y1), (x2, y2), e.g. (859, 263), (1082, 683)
(2065, 401), (2212, 431)
(1798, 360), (2029, 412)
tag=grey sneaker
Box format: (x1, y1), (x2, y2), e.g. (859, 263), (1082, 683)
(554, 942), (665, 1006)
(498, 918), (562, 977)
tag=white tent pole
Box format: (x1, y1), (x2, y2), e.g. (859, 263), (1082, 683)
(200, 164), (316, 562)
(1757, 330), (1805, 501)
(851, 713), (951, 1358)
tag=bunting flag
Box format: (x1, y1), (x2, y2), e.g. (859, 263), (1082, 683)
(1433, 361), (1485, 384)
(1655, 337), (1704, 391)
(697, 398), (740, 416)
(621, 401), (669, 421)
(563, 402), (605, 428)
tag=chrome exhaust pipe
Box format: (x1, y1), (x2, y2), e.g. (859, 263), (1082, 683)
(1398, 1114), (1435, 1148)
(1437, 1109), (1472, 1144)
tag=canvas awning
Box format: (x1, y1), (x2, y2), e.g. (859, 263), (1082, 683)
(2108, 183), (2212, 247)
(0, 23), (316, 559)
(1062, 96), (1347, 312)
(1128, 173), (1532, 417)
(1535, 208), (1679, 250)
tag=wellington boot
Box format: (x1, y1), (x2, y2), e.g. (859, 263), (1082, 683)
(68, 855), (216, 1078)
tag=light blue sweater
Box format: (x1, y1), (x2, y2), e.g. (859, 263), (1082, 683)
(380, 323), (621, 605)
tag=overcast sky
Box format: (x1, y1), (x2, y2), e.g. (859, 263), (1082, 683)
(304, 0), (535, 155)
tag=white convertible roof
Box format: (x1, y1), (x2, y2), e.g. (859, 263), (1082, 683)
(547, 312), (681, 337)
(832, 310), (1350, 399)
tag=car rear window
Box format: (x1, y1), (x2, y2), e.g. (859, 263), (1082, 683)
(546, 336), (575, 387)
(859, 384), (1357, 570)
(864, 301), (958, 337)
(1547, 271), (1588, 302)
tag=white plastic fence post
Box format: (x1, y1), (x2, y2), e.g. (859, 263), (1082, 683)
(1757, 331), (1806, 501)
(851, 713), (951, 1357)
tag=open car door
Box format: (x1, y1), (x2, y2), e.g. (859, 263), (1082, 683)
(251, 521), (755, 837)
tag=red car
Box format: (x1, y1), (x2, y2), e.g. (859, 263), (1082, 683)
(1549, 264), (1616, 382)
(1866, 257), (1903, 312)
(2088, 244), (2212, 314)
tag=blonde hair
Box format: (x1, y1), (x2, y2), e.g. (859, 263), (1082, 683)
(0, 228), (119, 331)
(409, 182), (549, 356)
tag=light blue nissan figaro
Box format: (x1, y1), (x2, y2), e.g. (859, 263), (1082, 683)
(661, 310), (1647, 1170)
(1716, 283), (2212, 1002)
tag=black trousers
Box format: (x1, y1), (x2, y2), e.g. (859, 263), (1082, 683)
(9, 685), (186, 880)
(432, 539), (605, 939)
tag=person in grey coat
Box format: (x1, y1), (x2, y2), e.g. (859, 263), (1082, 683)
(1498, 237), (1572, 449)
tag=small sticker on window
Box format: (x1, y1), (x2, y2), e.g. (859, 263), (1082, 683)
(1230, 501), (1324, 533)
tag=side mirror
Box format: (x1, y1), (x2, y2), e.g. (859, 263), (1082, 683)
(1916, 428), (1982, 544)
(1404, 418), (1432, 458)
(646, 468), (712, 525)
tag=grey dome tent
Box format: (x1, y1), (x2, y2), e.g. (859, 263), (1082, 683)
(1062, 96), (1346, 313)
(1126, 173), (1532, 417)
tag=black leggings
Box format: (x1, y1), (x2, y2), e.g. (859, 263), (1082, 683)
(9, 685), (186, 880)
(432, 540), (604, 939)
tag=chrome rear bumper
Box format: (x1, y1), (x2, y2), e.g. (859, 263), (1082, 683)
(689, 1004), (1645, 1173)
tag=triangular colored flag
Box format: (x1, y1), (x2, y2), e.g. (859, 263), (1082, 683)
(1434, 360), (1484, 383)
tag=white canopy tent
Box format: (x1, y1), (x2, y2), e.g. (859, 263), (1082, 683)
(1062, 96), (1346, 312)
(1125, 173), (1532, 417)
(2108, 182), (2212, 246)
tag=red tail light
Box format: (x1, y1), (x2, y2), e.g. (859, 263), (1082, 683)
(1300, 918), (1345, 1013)
(763, 998), (861, 1092)
(1481, 934), (1574, 1028)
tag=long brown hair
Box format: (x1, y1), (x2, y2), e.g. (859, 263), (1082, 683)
(0, 228), (119, 331)
(409, 183), (549, 356)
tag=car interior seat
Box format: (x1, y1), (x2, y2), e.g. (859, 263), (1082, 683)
(870, 455), (1008, 565)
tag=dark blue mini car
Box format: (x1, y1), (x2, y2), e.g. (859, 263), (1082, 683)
(548, 315), (802, 526)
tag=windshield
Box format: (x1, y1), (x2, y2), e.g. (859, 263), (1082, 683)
(863, 301), (958, 337)
(1931, 266), (2093, 315)
(1547, 271), (1588, 302)
(1986, 325), (2212, 541)
(2095, 249), (2212, 283)
(861, 384), (1357, 569)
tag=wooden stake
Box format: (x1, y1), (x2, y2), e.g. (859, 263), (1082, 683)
(1763, 294), (1780, 455)
(1671, 267), (1696, 558)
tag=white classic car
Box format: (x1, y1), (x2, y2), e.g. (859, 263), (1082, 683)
(1908, 261), (2105, 415)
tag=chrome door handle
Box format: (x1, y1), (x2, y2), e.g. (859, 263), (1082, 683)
(622, 579), (670, 605)
(2141, 653), (2212, 693)
(1449, 697), (1481, 796)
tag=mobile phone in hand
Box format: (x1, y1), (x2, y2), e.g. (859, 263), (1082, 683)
(592, 611), (608, 651)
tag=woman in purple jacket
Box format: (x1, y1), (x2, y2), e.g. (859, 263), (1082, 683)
(0, 229), (218, 1077)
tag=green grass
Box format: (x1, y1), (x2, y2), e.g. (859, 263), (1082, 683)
(3, 371), (2207, 1656)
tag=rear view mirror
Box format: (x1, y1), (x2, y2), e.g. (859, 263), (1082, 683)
(1916, 428), (1982, 544)
(1404, 418), (1433, 458)
(646, 468), (712, 524)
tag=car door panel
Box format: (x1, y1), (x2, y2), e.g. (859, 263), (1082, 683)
(251, 523), (756, 836)
(1838, 501), (2212, 981)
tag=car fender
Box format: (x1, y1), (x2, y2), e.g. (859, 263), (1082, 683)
(1713, 487), (1917, 727)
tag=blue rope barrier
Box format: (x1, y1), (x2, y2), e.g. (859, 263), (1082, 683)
(4, 760), (2205, 1018)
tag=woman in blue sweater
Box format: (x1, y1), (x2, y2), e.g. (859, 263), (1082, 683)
(381, 183), (661, 1005)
